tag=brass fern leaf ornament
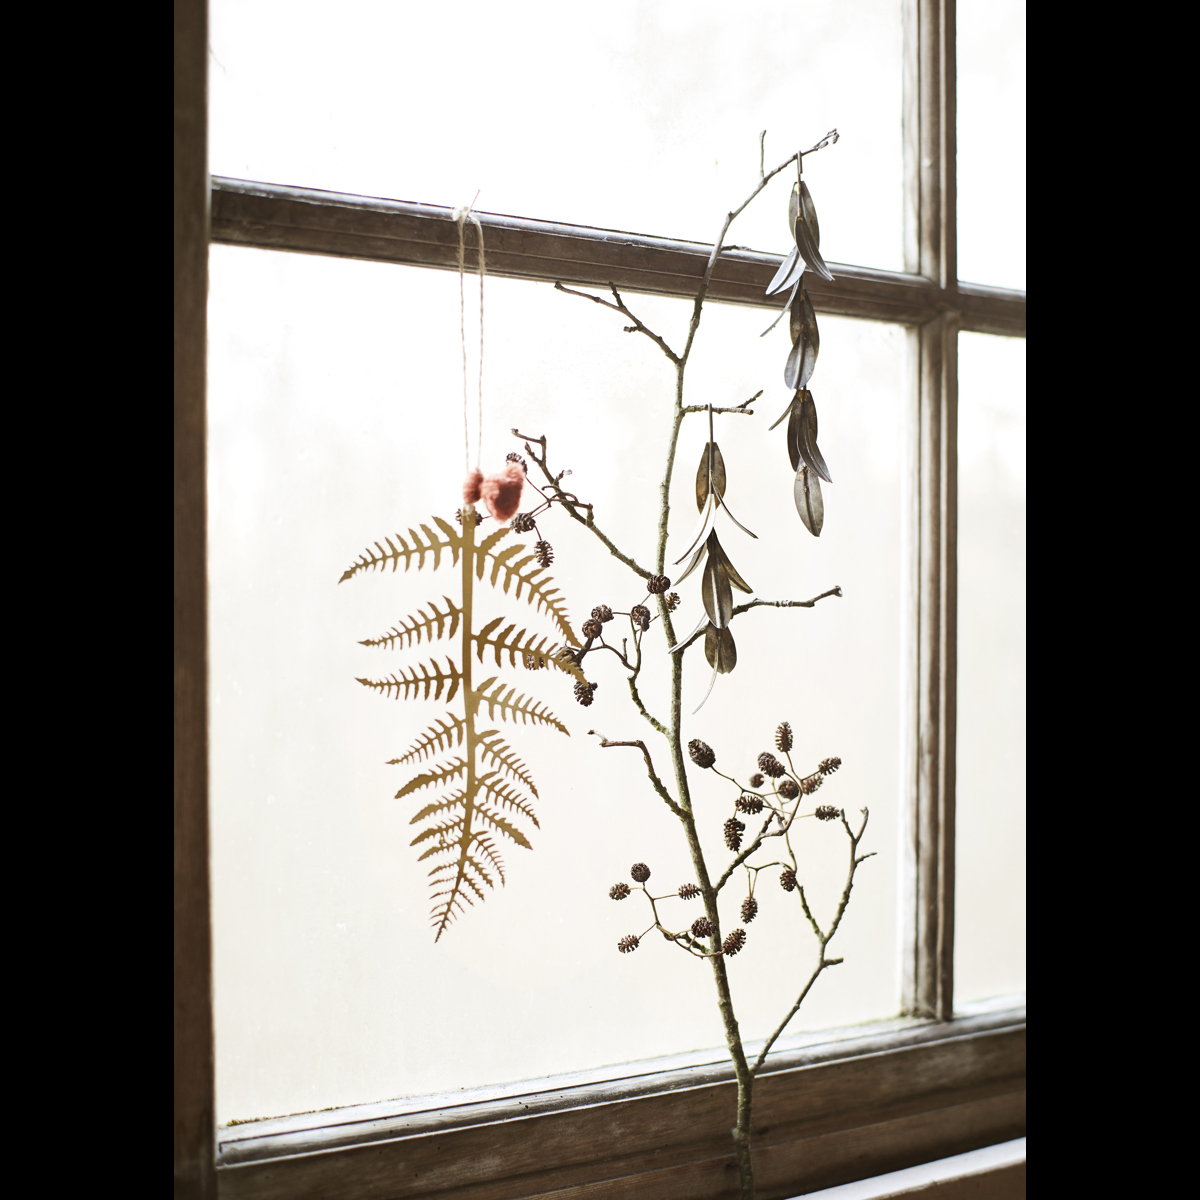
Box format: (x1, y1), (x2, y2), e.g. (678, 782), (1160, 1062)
(343, 507), (586, 940)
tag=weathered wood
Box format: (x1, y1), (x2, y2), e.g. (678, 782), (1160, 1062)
(209, 178), (1025, 337)
(216, 1008), (1024, 1200)
(900, 0), (960, 1024)
(175, 0), (215, 1197)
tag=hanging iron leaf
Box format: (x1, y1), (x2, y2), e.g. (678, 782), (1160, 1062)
(701, 551), (734, 629)
(695, 442), (728, 510)
(704, 624), (737, 673)
(766, 246), (801, 296)
(794, 465), (824, 537)
(783, 288), (820, 391)
(793, 182), (833, 282)
(787, 391), (832, 483)
(708, 530), (752, 594)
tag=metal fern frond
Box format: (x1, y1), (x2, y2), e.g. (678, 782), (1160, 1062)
(343, 509), (583, 939)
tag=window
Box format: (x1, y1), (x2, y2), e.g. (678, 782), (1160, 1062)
(176, 2), (1025, 1195)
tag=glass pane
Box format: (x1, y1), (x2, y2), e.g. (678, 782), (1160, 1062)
(209, 246), (905, 1122)
(954, 332), (1026, 1006)
(957, 0), (1027, 288)
(210, 0), (904, 270)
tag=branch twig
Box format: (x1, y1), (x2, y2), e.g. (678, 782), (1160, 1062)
(553, 282), (680, 364)
(674, 587), (844, 655)
(589, 731), (685, 818)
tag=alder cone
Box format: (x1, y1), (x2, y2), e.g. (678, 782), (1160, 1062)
(778, 779), (800, 800)
(688, 739), (716, 769)
(723, 928), (747, 956)
(815, 805), (842, 822)
(691, 917), (715, 938)
(757, 752), (786, 778)
(631, 862), (651, 883)
(678, 883), (701, 900)
(609, 882), (631, 900)
(775, 721), (793, 752)
(819, 757), (842, 775)
(741, 896), (759, 923)
(647, 575), (671, 594)
(618, 935), (639, 953)
(780, 868), (797, 892)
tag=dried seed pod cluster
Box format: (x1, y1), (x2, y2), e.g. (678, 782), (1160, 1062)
(764, 142), (838, 537)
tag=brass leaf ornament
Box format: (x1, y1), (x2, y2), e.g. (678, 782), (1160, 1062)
(341, 510), (585, 939)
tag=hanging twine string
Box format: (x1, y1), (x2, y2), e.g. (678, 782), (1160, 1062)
(454, 195), (486, 472)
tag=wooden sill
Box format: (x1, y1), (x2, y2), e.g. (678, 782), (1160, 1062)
(216, 996), (1025, 1200)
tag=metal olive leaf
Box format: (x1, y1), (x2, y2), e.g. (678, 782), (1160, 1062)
(786, 392), (832, 483)
(766, 246), (801, 297)
(793, 181), (833, 283)
(695, 441), (727, 510)
(783, 288), (819, 391)
(794, 465), (824, 537)
(701, 550), (734, 629)
(704, 624), (737, 673)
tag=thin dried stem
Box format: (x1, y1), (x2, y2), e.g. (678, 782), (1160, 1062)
(553, 282), (680, 364)
(589, 731), (685, 818)
(675, 587), (844, 654)
(751, 807), (870, 1074)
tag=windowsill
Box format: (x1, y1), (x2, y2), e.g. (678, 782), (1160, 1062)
(216, 995), (1025, 1199)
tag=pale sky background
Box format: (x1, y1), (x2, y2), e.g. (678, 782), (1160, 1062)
(207, 0), (1025, 1123)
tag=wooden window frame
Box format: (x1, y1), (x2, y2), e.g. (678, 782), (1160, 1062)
(174, 1), (1025, 1196)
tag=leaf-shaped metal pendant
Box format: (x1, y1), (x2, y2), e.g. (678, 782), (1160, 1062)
(794, 392), (832, 483)
(701, 551), (734, 629)
(695, 442), (728, 511)
(799, 180), (821, 249)
(783, 288), (820, 390)
(704, 624), (737, 673)
(708, 530), (752, 594)
(794, 464), (824, 537)
(794, 183), (833, 283)
(766, 246), (800, 296)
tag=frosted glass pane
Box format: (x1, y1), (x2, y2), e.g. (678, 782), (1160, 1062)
(957, 1), (1026, 288)
(954, 333), (1025, 1006)
(209, 245), (905, 1122)
(210, 0), (903, 270)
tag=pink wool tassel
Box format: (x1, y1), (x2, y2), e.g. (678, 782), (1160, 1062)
(462, 463), (525, 523)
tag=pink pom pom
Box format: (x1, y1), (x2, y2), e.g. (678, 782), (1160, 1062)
(480, 463), (525, 523)
(463, 468), (483, 505)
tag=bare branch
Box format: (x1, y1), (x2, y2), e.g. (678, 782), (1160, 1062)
(673, 587), (844, 655)
(553, 282), (679, 364)
(511, 429), (653, 579)
(682, 390), (762, 417)
(589, 731), (685, 818)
